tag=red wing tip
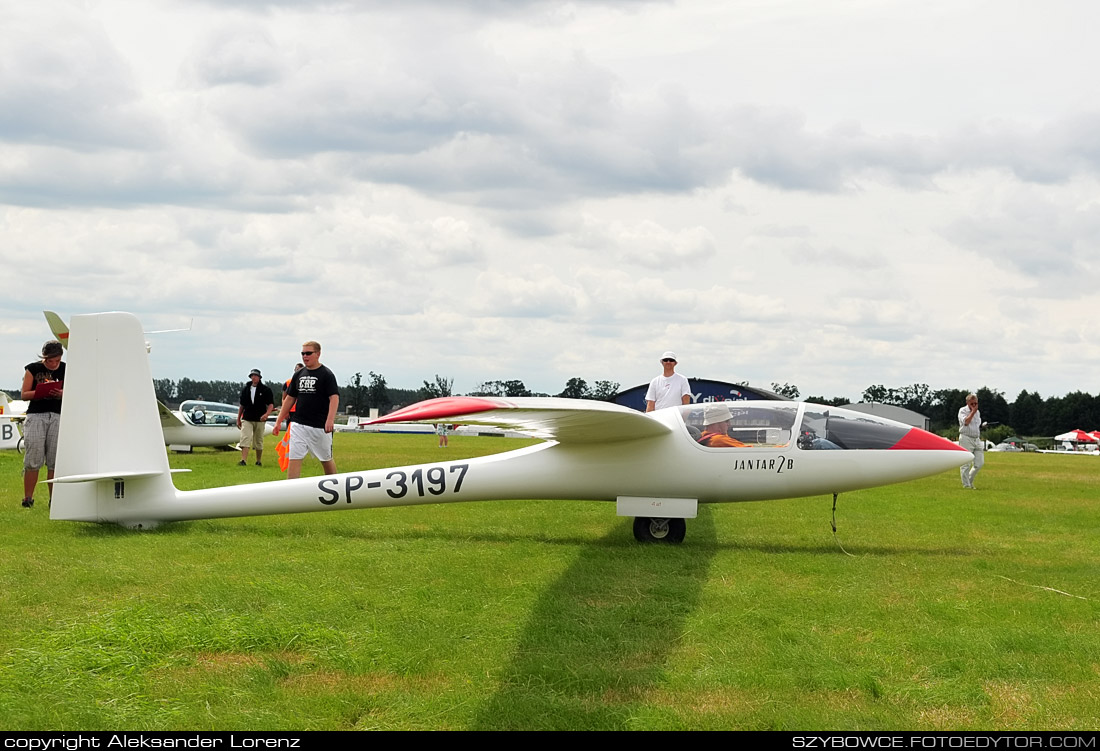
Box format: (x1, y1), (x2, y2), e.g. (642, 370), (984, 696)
(366, 396), (503, 425)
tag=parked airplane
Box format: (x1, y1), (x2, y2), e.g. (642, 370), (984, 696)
(158, 401), (243, 452)
(44, 311), (241, 451)
(1, 390), (28, 417)
(49, 312), (971, 542)
(0, 385), (27, 451)
(0, 417), (21, 451)
(163, 399), (274, 450)
(0, 394), (23, 451)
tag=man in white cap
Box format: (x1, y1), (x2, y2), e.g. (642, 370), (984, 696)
(699, 403), (748, 447)
(644, 351), (692, 411)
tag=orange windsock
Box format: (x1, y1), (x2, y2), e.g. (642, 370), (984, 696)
(276, 424), (291, 472)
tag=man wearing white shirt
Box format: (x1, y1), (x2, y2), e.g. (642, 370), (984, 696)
(958, 393), (985, 489)
(645, 351), (692, 411)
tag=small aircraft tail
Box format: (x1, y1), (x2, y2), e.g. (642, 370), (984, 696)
(50, 312), (177, 526)
(43, 310), (70, 348)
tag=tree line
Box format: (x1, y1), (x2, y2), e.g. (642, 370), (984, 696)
(147, 374), (622, 416)
(804, 383), (1100, 440)
(18, 374), (1093, 439)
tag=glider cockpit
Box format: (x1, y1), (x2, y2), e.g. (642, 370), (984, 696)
(677, 401), (919, 452)
(177, 400), (238, 427)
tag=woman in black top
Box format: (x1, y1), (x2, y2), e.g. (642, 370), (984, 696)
(20, 340), (64, 508)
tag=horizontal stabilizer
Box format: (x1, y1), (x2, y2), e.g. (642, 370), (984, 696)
(51, 469), (191, 484)
(158, 401), (186, 428)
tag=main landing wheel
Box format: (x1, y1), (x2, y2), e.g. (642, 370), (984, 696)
(633, 516), (686, 544)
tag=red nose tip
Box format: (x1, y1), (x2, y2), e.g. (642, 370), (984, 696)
(890, 428), (970, 451)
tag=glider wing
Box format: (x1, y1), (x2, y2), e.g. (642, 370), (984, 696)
(366, 396), (673, 445)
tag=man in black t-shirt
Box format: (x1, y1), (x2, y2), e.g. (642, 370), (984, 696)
(272, 340), (339, 479)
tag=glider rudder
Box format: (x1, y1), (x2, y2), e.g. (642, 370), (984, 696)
(50, 312), (177, 525)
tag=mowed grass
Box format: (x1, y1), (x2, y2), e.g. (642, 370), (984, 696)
(1, 435), (1098, 730)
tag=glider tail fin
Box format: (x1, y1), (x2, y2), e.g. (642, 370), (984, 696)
(50, 312), (177, 526)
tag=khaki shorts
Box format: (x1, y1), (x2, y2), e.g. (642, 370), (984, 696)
(240, 420), (266, 450)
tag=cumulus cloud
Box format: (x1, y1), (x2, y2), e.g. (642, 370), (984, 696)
(185, 24), (285, 87)
(472, 268), (580, 318)
(941, 181), (1100, 294)
(3, 1), (1100, 402)
(0, 3), (161, 151)
(572, 216), (715, 269)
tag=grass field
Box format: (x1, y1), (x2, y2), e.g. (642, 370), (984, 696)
(1, 434), (1098, 731)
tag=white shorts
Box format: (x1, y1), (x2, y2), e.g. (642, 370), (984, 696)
(288, 423), (333, 462)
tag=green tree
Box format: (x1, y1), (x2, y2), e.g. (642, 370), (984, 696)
(366, 371), (392, 412)
(558, 378), (591, 399)
(470, 380), (531, 397)
(804, 395), (850, 406)
(976, 387), (1010, 427)
(344, 372), (368, 415)
(591, 380), (620, 402)
(929, 388), (970, 433)
(896, 383), (934, 415)
(771, 382), (800, 399)
(176, 377), (202, 401)
(1010, 390), (1043, 435)
(153, 378), (176, 403)
(1044, 391), (1100, 435)
(985, 424), (1019, 445)
(418, 375), (454, 400)
(862, 384), (895, 404)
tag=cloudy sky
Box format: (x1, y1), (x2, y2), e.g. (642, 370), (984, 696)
(2, 0), (1098, 403)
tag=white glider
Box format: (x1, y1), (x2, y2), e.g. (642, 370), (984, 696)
(158, 401), (242, 452)
(50, 313), (971, 542)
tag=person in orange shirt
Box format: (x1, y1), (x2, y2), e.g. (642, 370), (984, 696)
(698, 403), (748, 448)
(275, 363), (303, 472)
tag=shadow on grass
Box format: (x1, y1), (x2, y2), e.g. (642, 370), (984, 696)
(466, 506), (716, 731)
(65, 517), (975, 558)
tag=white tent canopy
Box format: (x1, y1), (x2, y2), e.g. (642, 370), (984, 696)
(1053, 429), (1098, 443)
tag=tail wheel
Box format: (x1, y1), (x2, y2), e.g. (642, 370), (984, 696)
(632, 516), (686, 544)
